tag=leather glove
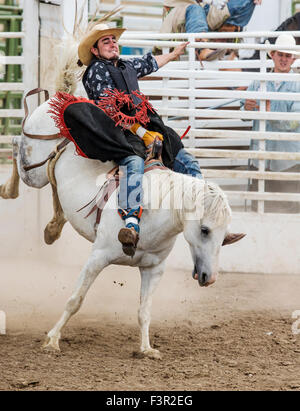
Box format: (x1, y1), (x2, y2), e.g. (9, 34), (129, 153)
(130, 123), (163, 147)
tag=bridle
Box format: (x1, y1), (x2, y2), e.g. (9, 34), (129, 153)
(21, 88), (70, 172)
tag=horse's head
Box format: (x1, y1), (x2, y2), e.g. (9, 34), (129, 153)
(182, 181), (244, 287)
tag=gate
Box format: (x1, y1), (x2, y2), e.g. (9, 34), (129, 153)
(0, 0), (39, 163)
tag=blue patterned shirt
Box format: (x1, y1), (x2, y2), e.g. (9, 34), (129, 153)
(83, 52), (159, 100)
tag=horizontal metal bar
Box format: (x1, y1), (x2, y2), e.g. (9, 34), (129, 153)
(0, 83), (24, 91)
(225, 191), (300, 202)
(119, 39), (300, 52)
(189, 148), (300, 161)
(0, 56), (24, 65)
(179, 129), (300, 141)
(202, 169), (300, 181)
(157, 107), (300, 121)
(122, 30), (300, 40)
(0, 31), (25, 38)
(142, 87), (300, 102)
(0, 109), (23, 117)
(151, 69), (300, 83)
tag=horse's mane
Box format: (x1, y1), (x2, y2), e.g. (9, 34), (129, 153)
(275, 12), (300, 35)
(144, 170), (231, 227)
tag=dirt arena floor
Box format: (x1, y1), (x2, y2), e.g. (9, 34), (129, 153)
(0, 258), (300, 391)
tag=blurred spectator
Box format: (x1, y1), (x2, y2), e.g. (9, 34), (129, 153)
(241, 34), (300, 213)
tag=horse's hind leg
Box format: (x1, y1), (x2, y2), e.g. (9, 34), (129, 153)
(0, 139), (20, 199)
(43, 250), (109, 351)
(138, 262), (165, 359)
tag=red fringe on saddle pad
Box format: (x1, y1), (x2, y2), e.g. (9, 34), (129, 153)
(48, 92), (95, 157)
(96, 89), (154, 128)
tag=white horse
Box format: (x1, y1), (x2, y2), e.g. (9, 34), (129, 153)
(0, 96), (245, 358)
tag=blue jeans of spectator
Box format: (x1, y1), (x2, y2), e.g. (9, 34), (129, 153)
(173, 148), (203, 179)
(185, 0), (256, 33)
(116, 155), (144, 211)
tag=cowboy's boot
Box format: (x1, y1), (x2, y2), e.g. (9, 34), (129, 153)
(195, 39), (226, 61)
(118, 206), (143, 257)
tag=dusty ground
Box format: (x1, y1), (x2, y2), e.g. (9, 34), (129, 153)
(0, 259), (300, 391)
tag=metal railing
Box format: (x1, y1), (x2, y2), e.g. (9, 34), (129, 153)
(1, 22), (299, 214)
(0, 0), (39, 157)
(119, 30), (300, 213)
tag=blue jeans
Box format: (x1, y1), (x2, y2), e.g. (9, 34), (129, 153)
(173, 148), (203, 179)
(116, 155), (144, 210)
(116, 150), (202, 211)
(185, 0), (256, 33)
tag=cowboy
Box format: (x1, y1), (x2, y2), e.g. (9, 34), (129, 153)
(242, 33), (300, 213)
(161, 0), (262, 61)
(77, 24), (202, 255)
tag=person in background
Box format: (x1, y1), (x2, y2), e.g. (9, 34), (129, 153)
(242, 33), (300, 213)
(160, 0), (262, 61)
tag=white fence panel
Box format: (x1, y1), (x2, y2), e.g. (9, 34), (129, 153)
(120, 30), (300, 214)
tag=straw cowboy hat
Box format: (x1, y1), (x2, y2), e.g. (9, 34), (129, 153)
(78, 23), (126, 66)
(266, 33), (299, 58)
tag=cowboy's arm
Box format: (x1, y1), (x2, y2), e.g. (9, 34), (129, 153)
(154, 42), (189, 68)
(82, 61), (112, 99)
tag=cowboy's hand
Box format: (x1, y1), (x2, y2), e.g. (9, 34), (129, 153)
(142, 130), (163, 147)
(130, 123), (163, 147)
(244, 99), (259, 111)
(253, 0), (262, 5)
(172, 42), (189, 60)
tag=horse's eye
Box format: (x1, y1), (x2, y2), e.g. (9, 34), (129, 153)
(201, 226), (210, 236)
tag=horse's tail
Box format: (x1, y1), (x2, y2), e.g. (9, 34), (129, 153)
(54, 37), (83, 95)
(54, 1), (123, 95)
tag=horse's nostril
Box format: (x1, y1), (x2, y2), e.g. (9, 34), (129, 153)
(201, 272), (208, 284)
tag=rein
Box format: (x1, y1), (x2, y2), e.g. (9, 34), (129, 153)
(22, 88), (70, 172)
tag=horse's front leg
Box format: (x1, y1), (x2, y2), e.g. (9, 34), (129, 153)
(138, 262), (165, 359)
(43, 249), (109, 351)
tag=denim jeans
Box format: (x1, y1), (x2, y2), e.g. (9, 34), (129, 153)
(173, 148), (203, 179)
(116, 155), (144, 210)
(116, 150), (202, 211)
(185, 0), (256, 33)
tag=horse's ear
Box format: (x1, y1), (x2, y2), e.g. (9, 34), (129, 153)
(222, 233), (246, 246)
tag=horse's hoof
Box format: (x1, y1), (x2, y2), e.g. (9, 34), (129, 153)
(142, 349), (162, 360)
(44, 219), (67, 245)
(42, 337), (61, 352)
